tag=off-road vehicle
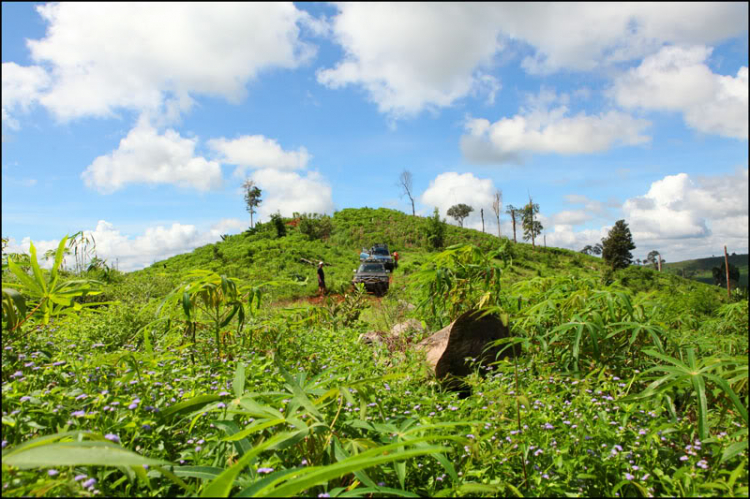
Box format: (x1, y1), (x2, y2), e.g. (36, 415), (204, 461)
(367, 243), (394, 271)
(352, 260), (390, 295)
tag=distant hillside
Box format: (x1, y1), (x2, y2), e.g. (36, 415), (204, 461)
(662, 253), (748, 289)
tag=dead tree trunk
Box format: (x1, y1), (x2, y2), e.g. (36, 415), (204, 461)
(724, 245), (731, 297)
(481, 209), (485, 233)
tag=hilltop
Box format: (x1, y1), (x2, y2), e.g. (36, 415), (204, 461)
(132, 207), (702, 304)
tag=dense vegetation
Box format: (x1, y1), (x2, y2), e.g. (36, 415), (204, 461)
(2, 208), (748, 497)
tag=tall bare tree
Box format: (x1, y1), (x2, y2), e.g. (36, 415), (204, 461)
(491, 190), (502, 238)
(242, 179), (262, 229)
(399, 170), (416, 216)
(506, 204), (519, 243)
(480, 208), (485, 232)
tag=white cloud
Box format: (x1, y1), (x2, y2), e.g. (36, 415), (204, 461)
(82, 119), (222, 193)
(1, 62), (50, 129)
(317, 3), (747, 118)
(208, 135), (311, 177)
(551, 210), (593, 226)
(420, 172), (498, 231)
(543, 169), (749, 261)
(317, 3), (505, 118)
(461, 89), (651, 164)
(545, 224), (611, 252)
(563, 193), (610, 217)
(503, 3), (747, 74)
(612, 45), (748, 139)
(5, 218), (248, 272)
(251, 168), (333, 220)
(19, 3), (318, 123)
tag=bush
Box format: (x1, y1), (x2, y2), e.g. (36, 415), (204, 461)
(423, 208), (446, 250)
(296, 213), (333, 241)
(270, 212), (287, 238)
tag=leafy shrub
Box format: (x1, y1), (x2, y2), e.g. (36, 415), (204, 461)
(296, 212), (333, 241)
(423, 208), (447, 250)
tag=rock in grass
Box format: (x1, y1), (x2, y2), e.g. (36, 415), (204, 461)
(390, 319), (424, 338)
(417, 309), (514, 379)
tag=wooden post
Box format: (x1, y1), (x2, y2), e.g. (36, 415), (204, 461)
(724, 245), (731, 297)
(481, 208), (485, 233)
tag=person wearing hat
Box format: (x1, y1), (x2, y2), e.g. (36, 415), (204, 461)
(317, 261), (326, 295)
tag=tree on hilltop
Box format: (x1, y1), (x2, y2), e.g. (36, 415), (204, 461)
(601, 220), (636, 270)
(491, 190), (502, 238)
(447, 203), (473, 228)
(712, 261), (740, 288)
(398, 170), (416, 216)
(242, 179), (262, 229)
(521, 199), (543, 247)
(505, 205), (520, 243)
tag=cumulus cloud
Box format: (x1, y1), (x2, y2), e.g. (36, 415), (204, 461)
(461, 89), (651, 164)
(208, 135), (311, 177)
(551, 210), (593, 226)
(5, 218), (247, 272)
(420, 172), (498, 231)
(15, 3), (319, 124)
(544, 169), (749, 261)
(1, 62), (50, 129)
(251, 168), (334, 220)
(82, 119), (222, 193)
(317, 3), (505, 118)
(317, 3), (747, 118)
(501, 3), (747, 74)
(612, 45), (748, 139)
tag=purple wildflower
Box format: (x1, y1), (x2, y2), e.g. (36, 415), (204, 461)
(625, 473), (634, 481)
(82, 478), (97, 488)
(104, 434), (120, 443)
(74, 475), (88, 482)
(47, 469), (59, 476)
(257, 467), (274, 474)
(20, 396), (31, 402)
(72, 410), (86, 417)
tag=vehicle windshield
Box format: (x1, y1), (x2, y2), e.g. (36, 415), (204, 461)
(358, 263), (385, 273)
(371, 248), (389, 256)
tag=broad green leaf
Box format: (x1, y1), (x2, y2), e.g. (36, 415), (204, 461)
(233, 362), (246, 399)
(3, 441), (169, 469)
(160, 394), (222, 421)
(720, 440), (748, 464)
(28, 241), (47, 295)
(222, 419), (285, 442)
(255, 445), (450, 497)
(200, 431), (298, 497)
(173, 466), (224, 480)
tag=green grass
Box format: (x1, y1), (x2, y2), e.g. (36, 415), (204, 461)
(2, 208), (747, 497)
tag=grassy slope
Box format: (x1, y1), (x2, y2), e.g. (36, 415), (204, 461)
(130, 207), (712, 308)
(662, 253), (749, 288)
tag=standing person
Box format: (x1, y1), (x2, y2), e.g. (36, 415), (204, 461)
(393, 251), (399, 269)
(317, 261), (326, 295)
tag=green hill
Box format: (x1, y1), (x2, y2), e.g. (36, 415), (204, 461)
(132, 207), (692, 303)
(3, 208), (747, 498)
(662, 253), (748, 289)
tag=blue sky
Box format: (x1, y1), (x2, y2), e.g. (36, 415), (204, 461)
(2, 2), (748, 270)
